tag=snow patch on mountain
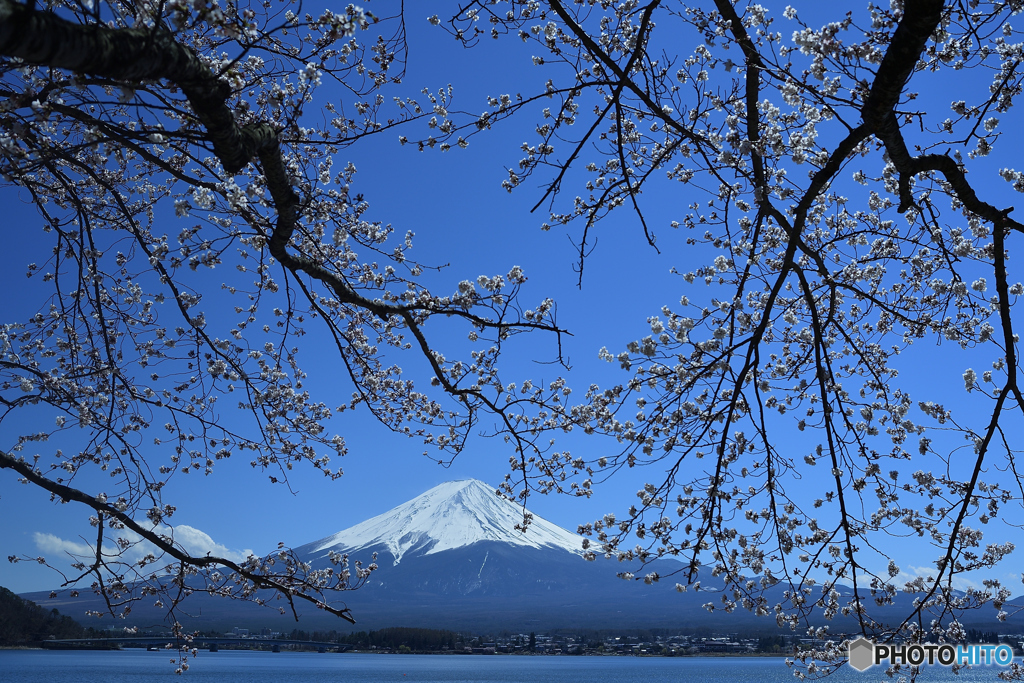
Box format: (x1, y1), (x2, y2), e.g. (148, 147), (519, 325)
(306, 479), (584, 564)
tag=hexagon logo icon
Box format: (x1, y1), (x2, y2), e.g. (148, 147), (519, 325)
(848, 637), (875, 672)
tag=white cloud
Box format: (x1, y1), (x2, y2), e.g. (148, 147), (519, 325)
(898, 564), (981, 593)
(33, 524), (254, 566)
(33, 532), (94, 558)
(159, 524), (254, 564)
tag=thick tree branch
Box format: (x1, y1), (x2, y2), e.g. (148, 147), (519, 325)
(860, 0), (1024, 230)
(0, 0), (273, 173)
(862, 0), (944, 132)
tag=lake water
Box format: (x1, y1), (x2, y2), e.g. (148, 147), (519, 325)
(0, 649), (1013, 681)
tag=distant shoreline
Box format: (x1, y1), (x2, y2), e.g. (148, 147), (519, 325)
(11, 646), (793, 658)
(339, 650), (792, 658)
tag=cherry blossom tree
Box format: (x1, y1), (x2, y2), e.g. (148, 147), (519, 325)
(0, 0), (565, 661)
(4, 0), (1024, 677)
(420, 0), (1024, 678)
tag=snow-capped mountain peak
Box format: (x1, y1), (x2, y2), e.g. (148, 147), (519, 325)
(302, 479), (584, 564)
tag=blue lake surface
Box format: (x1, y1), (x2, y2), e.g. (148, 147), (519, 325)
(0, 649), (1013, 681)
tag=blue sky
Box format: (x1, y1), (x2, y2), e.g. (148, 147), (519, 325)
(2, 0), (1022, 610)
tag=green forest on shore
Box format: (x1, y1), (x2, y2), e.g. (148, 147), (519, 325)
(0, 587), (84, 645)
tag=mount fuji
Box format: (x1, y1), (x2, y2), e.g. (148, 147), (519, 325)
(286, 479), (726, 631)
(295, 479), (584, 566)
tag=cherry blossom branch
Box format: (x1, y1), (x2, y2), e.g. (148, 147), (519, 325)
(0, 0), (279, 173)
(0, 449), (362, 622)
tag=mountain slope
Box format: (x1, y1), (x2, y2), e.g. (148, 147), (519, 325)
(291, 478), (733, 629)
